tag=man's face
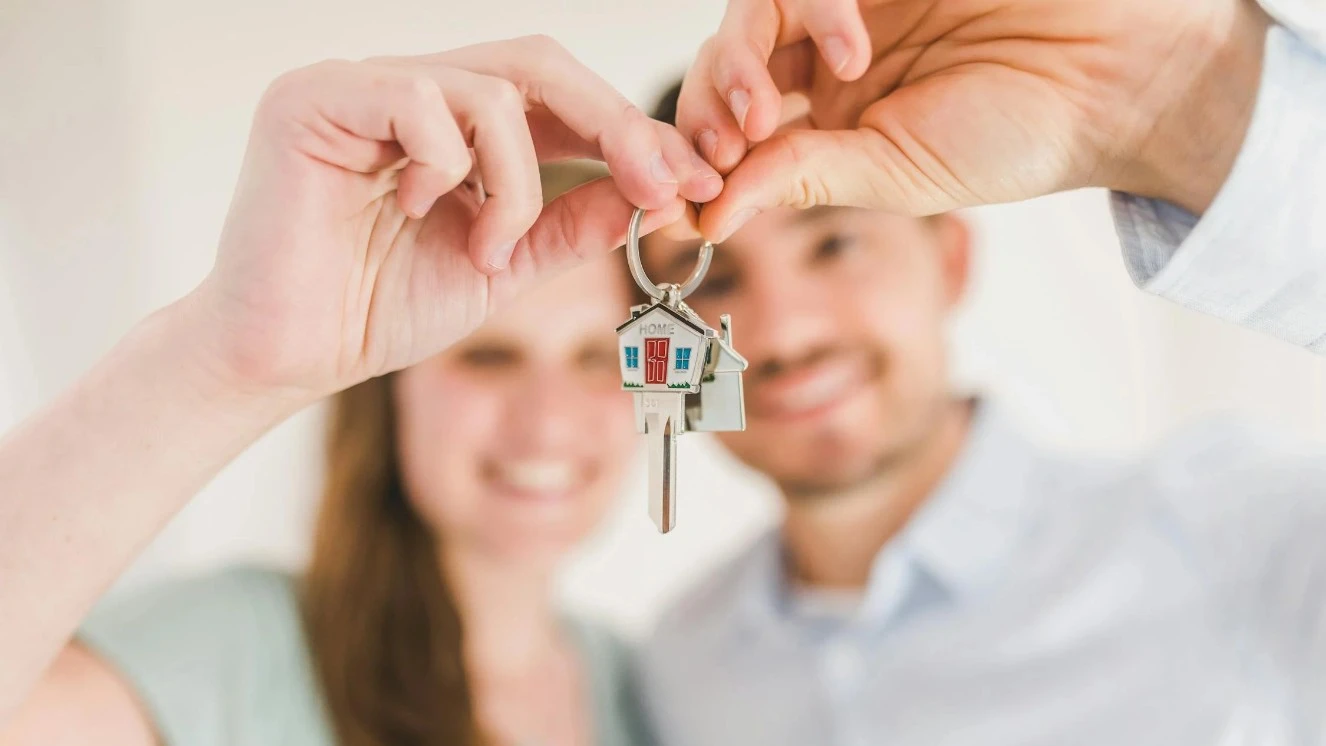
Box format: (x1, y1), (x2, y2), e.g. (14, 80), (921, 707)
(642, 207), (970, 496)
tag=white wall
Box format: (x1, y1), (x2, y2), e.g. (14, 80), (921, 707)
(2, 0), (1323, 639)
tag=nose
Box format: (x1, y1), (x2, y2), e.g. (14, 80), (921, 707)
(739, 268), (840, 371)
(502, 365), (590, 451)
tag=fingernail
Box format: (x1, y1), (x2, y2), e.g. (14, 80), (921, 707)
(407, 195), (436, 219)
(650, 152), (678, 185)
(695, 129), (719, 161)
(727, 89), (751, 131)
(690, 151), (721, 181)
(486, 241), (516, 273)
(821, 35), (851, 74)
(721, 208), (760, 241)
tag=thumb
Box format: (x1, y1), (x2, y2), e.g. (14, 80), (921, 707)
(697, 127), (952, 242)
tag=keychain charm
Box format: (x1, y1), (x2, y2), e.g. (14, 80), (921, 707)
(616, 208), (748, 533)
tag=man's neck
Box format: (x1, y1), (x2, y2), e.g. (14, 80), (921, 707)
(780, 399), (973, 590)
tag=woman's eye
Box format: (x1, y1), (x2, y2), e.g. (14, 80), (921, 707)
(457, 346), (519, 368)
(814, 233), (857, 262)
(579, 346), (619, 373)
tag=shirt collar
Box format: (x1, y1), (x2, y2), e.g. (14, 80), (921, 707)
(898, 398), (1041, 597)
(732, 398), (1044, 638)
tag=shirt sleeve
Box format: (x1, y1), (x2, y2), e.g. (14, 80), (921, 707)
(1111, 22), (1326, 352)
(77, 567), (322, 746)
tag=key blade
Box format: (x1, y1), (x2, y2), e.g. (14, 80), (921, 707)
(643, 392), (684, 534)
(647, 411), (677, 533)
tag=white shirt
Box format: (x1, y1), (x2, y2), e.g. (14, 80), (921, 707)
(1113, 11), (1326, 352)
(636, 403), (1326, 746)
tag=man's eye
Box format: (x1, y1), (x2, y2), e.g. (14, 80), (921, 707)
(457, 346), (519, 368)
(691, 274), (737, 299)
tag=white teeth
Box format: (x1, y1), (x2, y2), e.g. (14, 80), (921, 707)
(496, 460), (576, 493)
(776, 363), (858, 414)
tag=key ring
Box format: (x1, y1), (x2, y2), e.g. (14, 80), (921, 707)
(626, 207), (713, 302)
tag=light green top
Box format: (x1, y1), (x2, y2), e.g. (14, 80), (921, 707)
(80, 567), (654, 746)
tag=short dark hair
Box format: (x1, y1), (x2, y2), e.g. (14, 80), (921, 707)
(649, 79), (684, 127)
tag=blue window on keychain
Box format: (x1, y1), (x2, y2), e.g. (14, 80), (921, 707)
(675, 347), (691, 371)
(625, 346), (640, 369)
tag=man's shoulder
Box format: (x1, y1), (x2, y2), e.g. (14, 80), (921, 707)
(641, 532), (775, 661)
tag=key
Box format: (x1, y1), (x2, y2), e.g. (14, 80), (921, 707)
(642, 390), (684, 532)
(617, 208), (748, 533)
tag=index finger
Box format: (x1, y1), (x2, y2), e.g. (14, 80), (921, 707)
(430, 35), (702, 211)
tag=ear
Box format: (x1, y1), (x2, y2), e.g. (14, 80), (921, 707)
(931, 213), (972, 309)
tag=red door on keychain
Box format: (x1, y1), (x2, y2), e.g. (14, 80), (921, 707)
(645, 338), (670, 384)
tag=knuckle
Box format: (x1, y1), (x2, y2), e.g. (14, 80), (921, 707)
(258, 60), (334, 118)
(485, 78), (526, 113)
(397, 73), (442, 110)
(517, 33), (568, 61)
(772, 136), (828, 208)
(546, 198), (587, 263)
(616, 98), (647, 130)
(254, 59), (357, 134)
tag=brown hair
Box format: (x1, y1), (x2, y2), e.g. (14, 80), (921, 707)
(300, 160), (615, 746)
(302, 374), (477, 746)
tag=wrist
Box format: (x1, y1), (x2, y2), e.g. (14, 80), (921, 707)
(1114, 0), (1271, 215)
(134, 292), (317, 426)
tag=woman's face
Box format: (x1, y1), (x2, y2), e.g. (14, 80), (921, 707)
(394, 258), (637, 563)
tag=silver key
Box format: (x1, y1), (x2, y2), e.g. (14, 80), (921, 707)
(617, 208), (748, 533)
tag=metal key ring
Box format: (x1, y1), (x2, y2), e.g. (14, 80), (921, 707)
(626, 207), (713, 302)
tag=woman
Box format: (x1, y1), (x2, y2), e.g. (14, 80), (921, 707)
(0, 36), (716, 726)
(2, 163), (652, 746)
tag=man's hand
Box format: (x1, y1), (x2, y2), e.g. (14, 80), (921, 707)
(200, 35), (721, 401)
(678, 0), (1270, 241)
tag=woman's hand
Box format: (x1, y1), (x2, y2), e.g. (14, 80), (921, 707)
(0, 37), (723, 723)
(196, 35), (721, 401)
(676, 0), (1269, 241)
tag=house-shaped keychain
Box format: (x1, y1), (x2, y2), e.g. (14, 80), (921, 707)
(617, 300), (748, 436)
(616, 207), (748, 533)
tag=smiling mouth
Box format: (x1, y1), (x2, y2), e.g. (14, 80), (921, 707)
(746, 355), (876, 422)
(487, 459), (584, 500)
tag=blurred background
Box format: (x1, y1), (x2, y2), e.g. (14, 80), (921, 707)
(1, 0), (1323, 639)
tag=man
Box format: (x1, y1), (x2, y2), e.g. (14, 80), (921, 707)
(635, 82), (1326, 746)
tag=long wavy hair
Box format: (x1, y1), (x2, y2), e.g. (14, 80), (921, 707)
(300, 160), (612, 746)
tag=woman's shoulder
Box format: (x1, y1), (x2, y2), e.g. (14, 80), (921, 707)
(82, 564), (303, 650)
(564, 615), (658, 746)
(565, 615), (633, 673)
(78, 565), (333, 746)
